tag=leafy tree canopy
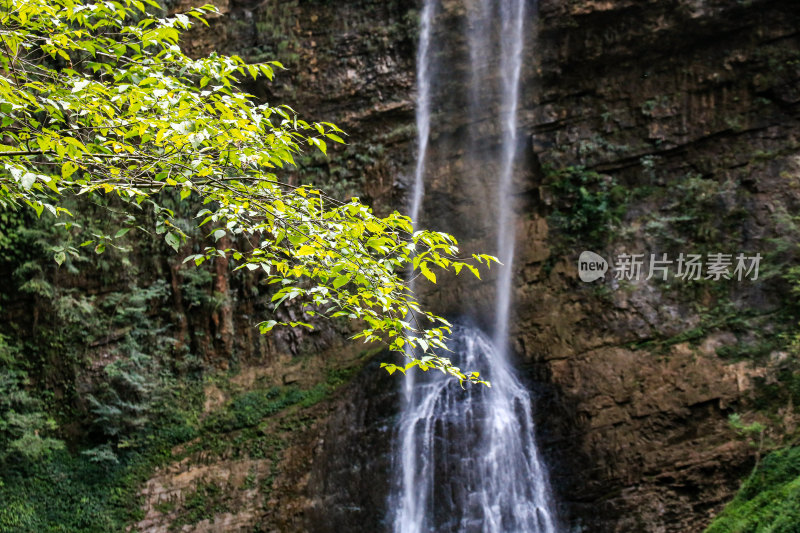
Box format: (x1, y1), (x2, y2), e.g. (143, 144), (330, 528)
(0, 0), (496, 384)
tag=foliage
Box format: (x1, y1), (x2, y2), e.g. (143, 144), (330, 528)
(206, 386), (284, 431)
(0, 362), (64, 464)
(172, 481), (231, 530)
(705, 446), (800, 533)
(85, 349), (163, 461)
(768, 207), (800, 307)
(544, 165), (627, 246)
(644, 173), (743, 252)
(0, 198), (372, 531)
(0, 0), (496, 384)
(0, 200), (208, 465)
(180, 267), (218, 309)
(0, 383), (205, 532)
(728, 413), (768, 471)
(0, 450), (127, 532)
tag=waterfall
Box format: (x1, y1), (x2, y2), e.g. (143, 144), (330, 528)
(408, 0), (435, 224)
(493, 0), (526, 350)
(394, 326), (557, 533)
(397, 0), (436, 520)
(391, 1), (558, 532)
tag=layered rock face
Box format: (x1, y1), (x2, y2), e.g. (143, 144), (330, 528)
(515, 1), (800, 530)
(143, 0), (800, 531)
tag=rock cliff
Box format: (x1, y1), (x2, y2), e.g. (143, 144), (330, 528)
(137, 0), (800, 531)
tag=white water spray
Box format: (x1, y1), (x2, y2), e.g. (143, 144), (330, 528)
(393, 326), (558, 533)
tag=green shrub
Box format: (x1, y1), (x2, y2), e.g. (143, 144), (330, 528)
(0, 365), (64, 464)
(544, 165), (627, 246)
(706, 446), (800, 533)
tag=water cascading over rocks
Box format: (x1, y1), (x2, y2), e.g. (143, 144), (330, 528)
(390, 1), (559, 531)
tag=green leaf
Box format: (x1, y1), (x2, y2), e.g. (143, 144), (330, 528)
(61, 162), (77, 179)
(420, 264), (436, 284)
(332, 274), (351, 289)
(296, 245), (316, 256)
(165, 232), (180, 251)
(258, 320), (278, 333)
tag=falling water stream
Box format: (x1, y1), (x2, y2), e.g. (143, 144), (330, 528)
(391, 1), (558, 531)
(408, 0), (435, 224)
